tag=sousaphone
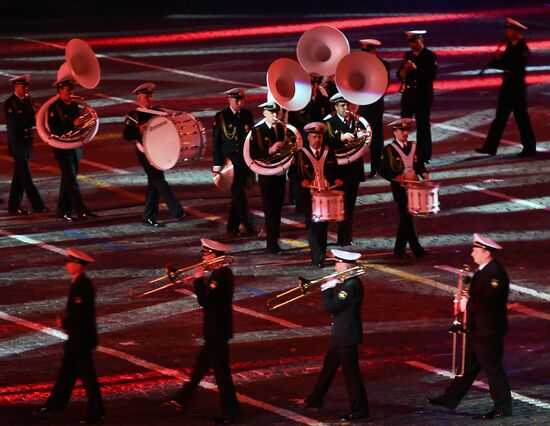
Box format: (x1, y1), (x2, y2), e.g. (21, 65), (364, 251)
(297, 25), (350, 77)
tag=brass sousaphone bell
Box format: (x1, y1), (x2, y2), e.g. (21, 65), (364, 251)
(297, 25), (350, 77)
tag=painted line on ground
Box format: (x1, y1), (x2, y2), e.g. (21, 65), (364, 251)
(0, 310), (324, 425)
(0, 229), (67, 256)
(406, 360), (550, 410)
(435, 265), (550, 301)
(465, 184), (550, 212)
(80, 159), (130, 175)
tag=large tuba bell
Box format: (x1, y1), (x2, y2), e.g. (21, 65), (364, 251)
(297, 25), (350, 77)
(36, 38), (100, 149)
(266, 58), (312, 112)
(335, 51), (389, 106)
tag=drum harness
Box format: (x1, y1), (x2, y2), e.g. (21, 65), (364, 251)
(391, 140), (418, 182)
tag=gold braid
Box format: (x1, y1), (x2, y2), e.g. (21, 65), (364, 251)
(220, 113), (237, 141)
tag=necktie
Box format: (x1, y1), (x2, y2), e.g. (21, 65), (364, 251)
(344, 116), (350, 128)
(315, 150), (321, 160)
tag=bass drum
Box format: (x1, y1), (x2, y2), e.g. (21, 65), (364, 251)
(143, 112), (206, 171)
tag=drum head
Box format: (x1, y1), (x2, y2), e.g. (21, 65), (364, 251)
(143, 116), (180, 170)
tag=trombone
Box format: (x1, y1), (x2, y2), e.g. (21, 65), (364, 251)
(267, 265), (367, 310)
(128, 255), (234, 298)
(449, 264), (471, 377)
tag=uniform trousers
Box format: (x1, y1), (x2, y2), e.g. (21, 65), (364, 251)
(483, 86), (536, 154)
(401, 88), (433, 163)
(306, 345), (369, 416)
(46, 345), (104, 418)
(137, 150), (183, 221)
(301, 189), (328, 264)
(8, 156), (45, 212)
(393, 184), (423, 255)
(337, 180), (359, 244)
(442, 335), (512, 413)
(360, 100), (384, 173)
(53, 149), (87, 217)
(173, 339), (240, 417)
(258, 174), (286, 250)
(226, 153), (252, 231)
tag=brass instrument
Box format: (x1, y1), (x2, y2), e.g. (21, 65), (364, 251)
(478, 39), (507, 76)
(267, 265), (367, 310)
(128, 255), (234, 298)
(449, 264), (471, 377)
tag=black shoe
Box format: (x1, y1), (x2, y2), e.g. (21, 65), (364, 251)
(479, 409), (511, 420)
(517, 150), (536, 158)
(79, 415), (106, 424)
(9, 208), (31, 216)
(176, 211), (186, 221)
(226, 227), (240, 236)
(34, 207), (49, 214)
(414, 249), (429, 258)
(211, 412), (240, 424)
(294, 400), (322, 412)
(393, 252), (410, 259)
(240, 226), (258, 237)
(475, 147), (496, 155)
(143, 218), (164, 227)
(336, 240), (352, 246)
(339, 412), (369, 422)
(425, 396), (446, 406)
(78, 212), (98, 220)
(367, 171), (377, 179)
(267, 245), (284, 255)
(164, 400), (184, 410)
(57, 214), (76, 223)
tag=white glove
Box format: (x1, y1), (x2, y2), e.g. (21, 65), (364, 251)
(459, 295), (469, 312)
(320, 279), (338, 292)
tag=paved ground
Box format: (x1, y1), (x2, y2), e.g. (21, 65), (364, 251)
(1, 1), (549, 425)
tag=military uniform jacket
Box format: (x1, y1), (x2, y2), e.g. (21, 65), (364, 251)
(48, 98), (83, 158)
(4, 93), (35, 157)
(325, 114), (365, 183)
(467, 259), (509, 337)
(379, 140), (426, 199)
(288, 145), (339, 188)
(61, 273), (98, 351)
(122, 109), (158, 145)
(322, 276), (364, 347)
(397, 47), (437, 92)
(489, 38), (529, 91)
(248, 121), (289, 170)
(212, 107), (254, 167)
(193, 266), (234, 342)
(287, 89), (331, 132)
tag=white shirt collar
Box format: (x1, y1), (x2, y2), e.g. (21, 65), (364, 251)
(230, 106), (238, 115)
(478, 261), (490, 271)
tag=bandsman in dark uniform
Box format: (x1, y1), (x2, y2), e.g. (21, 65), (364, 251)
(167, 239), (240, 424)
(248, 101), (288, 254)
(4, 74), (47, 215)
(48, 78), (96, 222)
(296, 249), (369, 422)
(34, 248), (105, 424)
(212, 88), (256, 236)
(476, 18), (537, 157)
(122, 83), (185, 227)
(379, 118), (429, 259)
(325, 93), (364, 247)
(289, 122), (341, 267)
(356, 39), (390, 178)
(397, 30), (437, 164)
(426, 234), (512, 420)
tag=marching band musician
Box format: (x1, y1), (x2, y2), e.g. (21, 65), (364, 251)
(167, 239), (241, 424)
(34, 248), (105, 424)
(248, 101), (287, 254)
(289, 122), (341, 267)
(287, 74), (331, 215)
(4, 74), (48, 215)
(356, 39), (390, 179)
(213, 88), (256, 236)
(325, 93), (364, 247)
(426, 234), (512, 420)
(122, 83), (185, 227)
(475, 18), (537, 157)
(397, 30), (437, 164)
(379, 118), (429, 259)
(48, 78), (96, 222)
(296, 249), (369, 422)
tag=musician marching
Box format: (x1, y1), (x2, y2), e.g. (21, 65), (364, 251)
(325, 93), (364, 247)
(212, 88), (256, 236)
(248, 101), (288, 254)
(167, 239), (240, 424)
(4, 74), (48, 216)
(397, 30), (437, 164)
(48, 78), (96, 222)
(296, 249), (369, 422)
(379, 118), (429, 259)
(426, 234), (512, 420)
(289, 122), (341, 267)
(122, 83), (185, 227)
